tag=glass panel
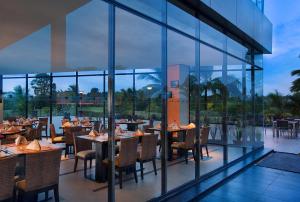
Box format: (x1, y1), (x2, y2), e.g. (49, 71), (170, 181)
(115, 8), (161, 70)
(3, 78), (26, 119)
(115, 8), (162, 201)
(167, 30), (196, 190)
(199, 43), (224, 175)
(167, 2), (199, 37)
(116, 0), (165, 22)
(78, 76), (104, 120)
(52, 76), (76, 130)
(135, 73), (161, 120)
(226, 56), (244, 162)
(254, 69), (263, 148)
(200, 22), (226, 51)
(28, 74), (51, 118)
(227, 37), (249, 61)
(66, 0), (108, 72)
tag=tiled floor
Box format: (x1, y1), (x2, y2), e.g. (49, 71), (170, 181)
(201, 166), (300, 202)
(202, 128), (300, 202)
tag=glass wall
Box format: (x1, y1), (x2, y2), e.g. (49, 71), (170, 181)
(0, 0), (265, 201)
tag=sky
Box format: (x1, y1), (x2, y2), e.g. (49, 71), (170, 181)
(264, 0), (300, 95)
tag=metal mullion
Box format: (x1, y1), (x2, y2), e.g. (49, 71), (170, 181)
(25, 74), (29, 118)
(107, 4), (116, 202)
(161, 1), (168, 195)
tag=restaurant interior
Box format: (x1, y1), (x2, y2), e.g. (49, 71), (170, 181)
(0, 0), (264, 202)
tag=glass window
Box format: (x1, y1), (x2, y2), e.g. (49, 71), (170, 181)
(28, 74), (51, 118)
(78, 76), (104, 120)
(52, 77), (77, 129)
(167, 2), (199, 38)
(66, 0), (108, 72)
(3, 78), (26, 119)
(200, 22), (226, 51)
(167, 30), (196, 190)
(116, 0), (165, 22)
(115, 8), (162, 201)
(200, 43), (224, 175)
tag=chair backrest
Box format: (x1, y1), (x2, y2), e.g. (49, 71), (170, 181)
(200, 127), (210, 145)
(35, 124), (43, 140)
(73, 132), (91, 154)
(24, 128), (36, 141)
(140, 134), (158, 160)
(276, 120), (289, 129)
(0, 156), (17, 200)
(38, 117), (48, 126)
(185, 128), (196, 148)
(24, 149), (62, 192)
(64, 126), (82, 145)
(50, 124), (57, 140)
(119, 137), (138, 167)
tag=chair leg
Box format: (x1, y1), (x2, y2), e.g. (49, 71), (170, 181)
(119, 168), (123, 189)
(54, 184), (60, 202)
(152, 159), (157, 175)
(140, 161), (144, 180)
(84, 159), (87, 178)
(200, 146), (203, 160)
(205, 145), (209, 157)
(74, 157), (78, 172)
(185, 150), (188, 164)
(133, 165), (138, 183)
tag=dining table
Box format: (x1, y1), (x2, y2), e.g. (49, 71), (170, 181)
(0, 128), (26, 138)
(77, 132), (139, 182)
(116, 120), (145, 131)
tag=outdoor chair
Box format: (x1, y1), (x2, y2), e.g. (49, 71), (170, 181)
(16, 149), (62, 202)
(103, 137), (139, 189)
(73, 132), (96, 178)
(38, 117), (48, 138)
(200, 127), (210, 159)
(0, 156), (17, 201)
(171, 128), (196, 164)
(137, 134), (158, 180)
(50, 124), (65, 144)
(64, 126), (82, 157)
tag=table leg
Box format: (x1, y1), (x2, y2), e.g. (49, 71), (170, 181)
(167, 132), (173, 161)
(95, 143), (107, 182)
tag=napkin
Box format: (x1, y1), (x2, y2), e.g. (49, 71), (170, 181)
(115, 127), (123, 135)
(6, 126), (18, 132)
(135, 129), (144, 136)
(26, 140), (41, 151)
(15, 135), (28, 145)
(187, 123), (196, 129)
(155, 123), (161, 129)
(88, 130), (99, 137)
(62, 122), (72, 127)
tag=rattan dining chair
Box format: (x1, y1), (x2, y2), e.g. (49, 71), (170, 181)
(64, 126), (82, 157)
(38, 117), (48, 138)
(73, 132), (96, 178)
(137, 134), (158, 180)
(171, 128), (196, 164)
(0, 155), (17, 201)
(50, 124), (65, 144)
(103, 137), (139, 189)
(200, 127), (210, 159)
(16, 149), (62, 202)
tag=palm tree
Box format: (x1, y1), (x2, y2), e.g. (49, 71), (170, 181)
(290, 69), (300, 92)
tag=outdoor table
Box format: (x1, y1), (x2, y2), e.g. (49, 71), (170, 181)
(147, 127), (188, 161)
(78, 132), (136, 182)
(116, 120), (145, 131)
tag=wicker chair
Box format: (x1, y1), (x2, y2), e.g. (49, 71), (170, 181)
(16, 149), (62, 202)
(0, 156), (17, 201)
(171, 128), (195, 164)
(38, 117), (48, 138)
(104, 137), (139, 189)
(142, 118), (154, 133)
(64, 126), (82, 157)
(200, 127), (210, 159)
(50, 124), (65, 144)
(137, 134), (158, 180)
(73, 133), (96, 178)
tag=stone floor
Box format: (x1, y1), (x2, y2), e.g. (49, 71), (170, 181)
(202, 128), (300, 202)
(36, 127), (300, 202)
